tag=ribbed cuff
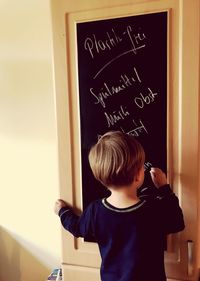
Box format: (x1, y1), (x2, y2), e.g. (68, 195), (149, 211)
(58, 207), (71, 217)
(157, 184), (173, 197)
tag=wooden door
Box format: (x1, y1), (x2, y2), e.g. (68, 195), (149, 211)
(51, 0), (200, 280)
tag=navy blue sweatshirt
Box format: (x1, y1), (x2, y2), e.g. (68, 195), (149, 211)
(59, 185), (185, 281)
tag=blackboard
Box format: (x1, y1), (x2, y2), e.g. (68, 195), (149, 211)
(76, 11), (168, 210)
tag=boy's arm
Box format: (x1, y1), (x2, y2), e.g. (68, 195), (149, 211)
(54, 199), (95, 238)
(144, 168), (185, 234)
(155, 183), (185, 234)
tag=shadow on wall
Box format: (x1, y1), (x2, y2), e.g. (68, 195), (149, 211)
(0, 226), (21, 281)
(0, 226), (50, 281)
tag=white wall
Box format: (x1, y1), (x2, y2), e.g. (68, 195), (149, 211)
(0, 1), (62, 280)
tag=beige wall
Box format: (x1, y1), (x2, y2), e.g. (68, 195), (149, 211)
(0, 1), (61, 281)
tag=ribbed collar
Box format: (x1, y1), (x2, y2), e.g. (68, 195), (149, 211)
(102, 198), (146, 213)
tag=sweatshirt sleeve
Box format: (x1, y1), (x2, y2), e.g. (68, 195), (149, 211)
(154, 184), (185, 234)
(139, 184), (185, 234)
(58, 203), (96, 239)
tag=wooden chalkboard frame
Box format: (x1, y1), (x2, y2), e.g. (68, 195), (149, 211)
(75, 11), (169, 210)
(52, 0), (200, 277)
(66, 8), (170, 214)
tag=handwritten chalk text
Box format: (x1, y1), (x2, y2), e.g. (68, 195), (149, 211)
(84, 26), (146, 59)
(90, 67), (142, 108)
(144, 162), (153, 171)
(121, 119), (148, 137)
(104, 105), (130, 128)
(134, 88), (158, 109)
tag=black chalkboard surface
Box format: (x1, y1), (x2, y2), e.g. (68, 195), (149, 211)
(76, 11), (168, 210)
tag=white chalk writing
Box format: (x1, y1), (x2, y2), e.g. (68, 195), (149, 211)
(144, 162), (153, 171)
(84, 29), (122, 59)
(90, 67), (142, 108)
(134, 88), (158, 109)
(84, 25), (146, 59)
(125, 25), (146, 55)
(104, 105), (130, 128)
(121, 119), (148, 137)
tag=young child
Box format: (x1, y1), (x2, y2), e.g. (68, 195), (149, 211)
(54, 131), (185, 281)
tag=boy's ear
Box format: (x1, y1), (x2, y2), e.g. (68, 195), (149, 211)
(135, 167), (143, 182)
(134, 171), (140, 182)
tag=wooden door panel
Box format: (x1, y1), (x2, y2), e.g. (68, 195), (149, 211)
(62, 264), (100, 281)
(51, 0), (200, 280)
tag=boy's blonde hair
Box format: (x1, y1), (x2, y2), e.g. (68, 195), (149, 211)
(88, 131), (145, 187)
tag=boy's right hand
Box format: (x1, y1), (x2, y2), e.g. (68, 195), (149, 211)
(150, 168), (168, 188)
(54, 199), (68, 215)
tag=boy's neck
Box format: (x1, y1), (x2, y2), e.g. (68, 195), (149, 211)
(107, 184), (140, 208)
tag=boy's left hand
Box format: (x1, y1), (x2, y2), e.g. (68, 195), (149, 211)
(54, 199), (68, 215)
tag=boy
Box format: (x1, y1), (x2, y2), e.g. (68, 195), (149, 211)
(54, 131), (185, 281)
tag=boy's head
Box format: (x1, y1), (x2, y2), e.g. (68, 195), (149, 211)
(88, 131), (145, 188)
